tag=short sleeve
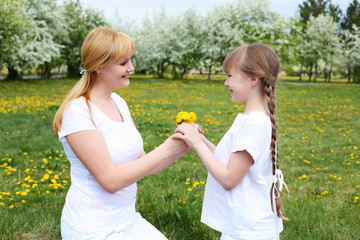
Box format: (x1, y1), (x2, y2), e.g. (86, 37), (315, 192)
(58, 98), (97, 142)
(231, 115), (270, 164)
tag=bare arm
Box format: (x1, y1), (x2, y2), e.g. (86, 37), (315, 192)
(66, 131), (187, 194)
(143, 139), (190, 176)
(192, 123), (216, 152)
(199, 134), (216, 153)
(174, 123), (253, 190)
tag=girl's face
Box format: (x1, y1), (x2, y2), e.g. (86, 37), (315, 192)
(224, 70), (253, 104)
(99, 56), (134, 90)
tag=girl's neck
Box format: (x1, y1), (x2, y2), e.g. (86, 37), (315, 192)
(243, 94), (268, 116)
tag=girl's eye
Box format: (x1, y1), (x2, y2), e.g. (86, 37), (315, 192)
(120, 61), (127, 66)
(227, 75), (232, 78)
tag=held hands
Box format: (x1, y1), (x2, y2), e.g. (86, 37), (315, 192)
(173, 123), (204, 150)
(163, 134), (191, 156)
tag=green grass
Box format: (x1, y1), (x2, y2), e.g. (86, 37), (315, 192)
(0, 78), (359, 239)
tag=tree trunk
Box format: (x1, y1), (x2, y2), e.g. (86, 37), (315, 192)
(207, 64), (212, 81)
(347, 67), (351, 83)
(172, 65), (180, 80)
(160, 62), (165, 79)
(353, 67), (356, 83)
(181, 67), (187, 79)
(328, 63), (333, 82)
(354, 66), (360, 83)
(323, 66), (328, 82)
(314, 62), (318, 82)
(308, 61), (313, 82)
(41, 63), (51, 79)
(299, 65), (303, 81)
(6, 66), (18, 80)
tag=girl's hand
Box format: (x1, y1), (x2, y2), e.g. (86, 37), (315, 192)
(173, 123), (203, 150)
(193, 123), (205, 135)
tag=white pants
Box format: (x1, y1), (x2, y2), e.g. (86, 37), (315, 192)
(102, 213), (167, 240)
(221, 233), (278, 240)
(61, 212), (167, 240)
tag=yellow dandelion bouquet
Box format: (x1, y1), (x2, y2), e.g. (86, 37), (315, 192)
(176, 111), (205, 134)
(176, 111), (197, 126)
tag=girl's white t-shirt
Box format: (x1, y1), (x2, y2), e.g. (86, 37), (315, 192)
(201, 111), (283, 239)
(58, 93), (144, 237)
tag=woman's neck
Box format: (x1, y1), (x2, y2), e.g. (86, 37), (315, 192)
(90, 82), (113, 103)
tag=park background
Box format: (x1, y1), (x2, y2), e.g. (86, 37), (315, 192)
(0, 0), (359, 239)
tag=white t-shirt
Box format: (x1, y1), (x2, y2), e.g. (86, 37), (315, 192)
(58, 93), (144, 238)
(201, 111), (283, 239)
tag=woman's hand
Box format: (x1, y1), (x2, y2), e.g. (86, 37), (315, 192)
(163, 134), (191, 155)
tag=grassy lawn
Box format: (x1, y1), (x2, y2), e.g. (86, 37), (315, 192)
(0, 78), (359, 239)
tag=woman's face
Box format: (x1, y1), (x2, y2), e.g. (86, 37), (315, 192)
(99, 55), (134, 90)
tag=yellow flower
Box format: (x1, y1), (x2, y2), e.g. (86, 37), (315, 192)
(176, 111), (197, 125)
(321, 191), (328, 196)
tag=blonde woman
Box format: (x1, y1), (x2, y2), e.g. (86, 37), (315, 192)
(174, 44), (287, 240)
(53, 27), (187, 239)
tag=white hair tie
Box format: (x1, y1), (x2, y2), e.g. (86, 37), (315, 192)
(272, 169), (289, 198)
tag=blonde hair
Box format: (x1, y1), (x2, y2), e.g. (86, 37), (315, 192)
(223, 44), (287, 220)
(53, 27), (135, 135)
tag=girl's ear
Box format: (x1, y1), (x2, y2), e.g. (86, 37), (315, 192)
(250, 76), (260, 88)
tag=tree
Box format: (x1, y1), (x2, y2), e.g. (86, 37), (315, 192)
(168, 9), (203, 79)
(20, 0), (67, 79)
(341, 25), (360, 82)
(61, 0), (108, 77)
(299, 0), (342, 27)
(289, 18), (308, 80)
(302, 14), (340, 81)
(199, 0), (288, 80)
(341, 0), (360, 82)
(200, 4), (238, 80)
(0, 0), (29, 79)
(341, 0), (360, 31)
(131, 8), (174, 78)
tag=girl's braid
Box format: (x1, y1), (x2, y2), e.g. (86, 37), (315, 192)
(263, 77), (287, 220)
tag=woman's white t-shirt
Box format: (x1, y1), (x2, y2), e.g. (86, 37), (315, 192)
(58, 93), (144, 238)
(201, 111), (283, 239)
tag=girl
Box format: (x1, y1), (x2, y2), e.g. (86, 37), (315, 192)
(53, 27), (188, 240)
(174, 43), (287, 240)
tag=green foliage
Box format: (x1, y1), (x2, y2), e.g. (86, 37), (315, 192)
(299, 0), (342, 26)
(61, 0), (109, 76)
(0, 0), (29, 71)
(0, 78), (359, 239)
(341, 0), (360, 31)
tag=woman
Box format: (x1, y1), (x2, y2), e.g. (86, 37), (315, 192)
(53, 27), (187, 240)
